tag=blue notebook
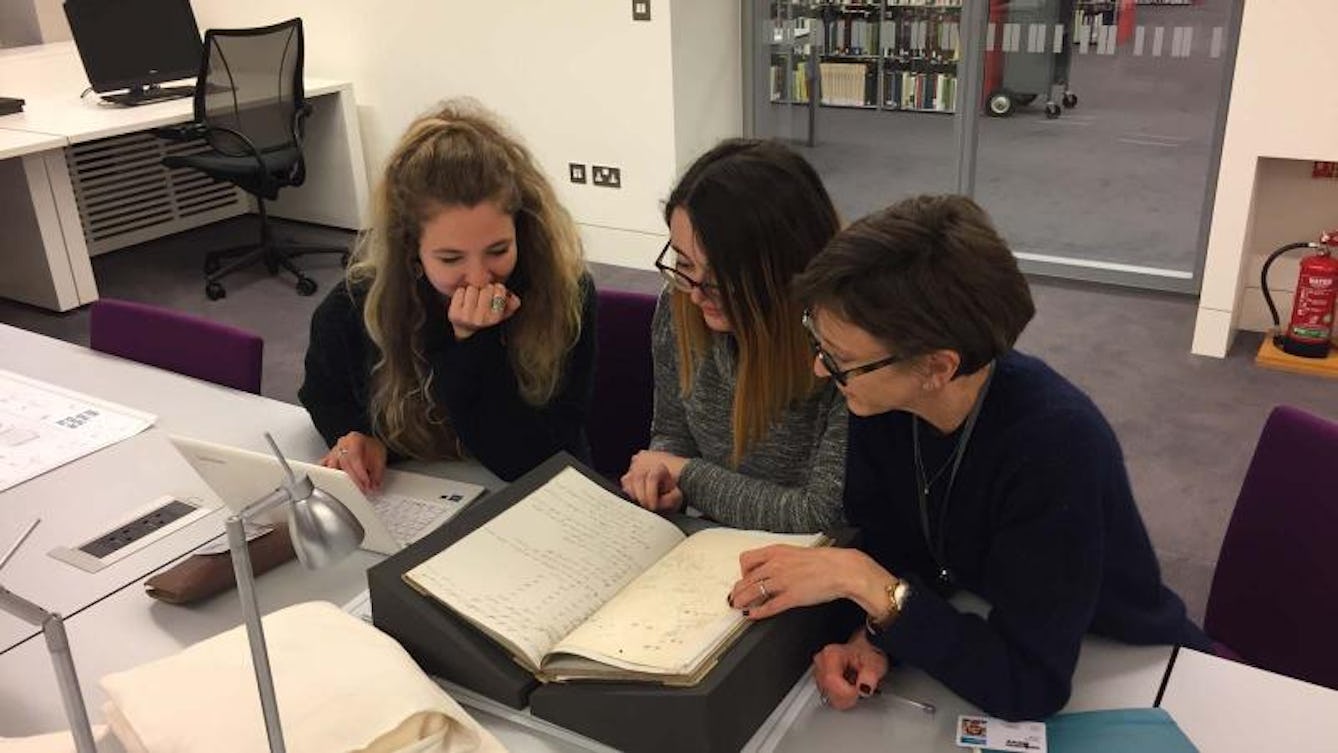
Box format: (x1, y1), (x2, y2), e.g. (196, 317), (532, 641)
(1039, 708), (1199, 753)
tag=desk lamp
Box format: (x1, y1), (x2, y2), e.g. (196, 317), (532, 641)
(229, 434), (364, 753)
(0, 518), (97, 753)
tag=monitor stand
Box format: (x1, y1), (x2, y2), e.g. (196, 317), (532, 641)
(101, 83), (195, 107)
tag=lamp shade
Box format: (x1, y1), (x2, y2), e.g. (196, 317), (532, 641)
(286, 487), (364, 569)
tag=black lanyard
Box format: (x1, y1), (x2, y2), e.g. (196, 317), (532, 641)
(911, 365), (993, 588)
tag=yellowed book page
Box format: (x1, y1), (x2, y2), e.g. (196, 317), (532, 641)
(404, 467), (685, 669)
(547, 528), (824, 676)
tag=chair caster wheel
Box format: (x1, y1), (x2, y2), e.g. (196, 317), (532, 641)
(1062, 92), (1078, 109)
(296, 277), (318, 296)
(205, 281), (226, 300)
(1045, 103), (1061, 119)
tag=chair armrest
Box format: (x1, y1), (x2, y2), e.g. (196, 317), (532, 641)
(152, 123), (208, 142)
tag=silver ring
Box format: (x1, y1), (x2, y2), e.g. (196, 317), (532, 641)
(337, 447), (349, 457)
(757, 580), (769, 600)
(819, 694), (829, 706)
(489, 295), (507, 312)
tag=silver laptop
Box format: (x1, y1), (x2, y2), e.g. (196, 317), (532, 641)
(168, 435), (485, 555)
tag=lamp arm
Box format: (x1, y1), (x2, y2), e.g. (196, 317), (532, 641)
(0, 587), (97, 753)
(227, 515), (287, 753)
(0, 584), (49, 626)
(43, 615), (98, 753)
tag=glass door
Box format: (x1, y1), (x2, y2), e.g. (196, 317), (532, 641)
(745, 0), (1241, 292)
(966, 0), (1242, 291)
(746, 0), (962, 219)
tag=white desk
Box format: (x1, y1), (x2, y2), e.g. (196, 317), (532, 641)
(1160, 648), (1338, 753)
(0, 41), (370, 312)
(0, 325), (1177, 752)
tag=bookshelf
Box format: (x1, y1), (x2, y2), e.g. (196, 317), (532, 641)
(768, 0), (963, 115)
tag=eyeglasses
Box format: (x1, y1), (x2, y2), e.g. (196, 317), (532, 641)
(654, 241), (721, 301)
(802, 309), (902, 386)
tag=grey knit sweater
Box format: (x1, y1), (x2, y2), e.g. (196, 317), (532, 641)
(649, 290), (848, 533)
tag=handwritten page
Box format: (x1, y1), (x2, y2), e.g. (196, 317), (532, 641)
(404, 467), (685, 669)
(549, 528), (824, 677)
(0, 369), (156, 493)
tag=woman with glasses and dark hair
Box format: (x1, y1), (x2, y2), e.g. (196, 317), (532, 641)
(619, 138), (847, 534)
(727, 195), (1209, 720)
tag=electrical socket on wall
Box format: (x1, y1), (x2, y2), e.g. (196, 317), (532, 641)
(632, 0), (651, 21)
(569, 163), (587, 184)
(591, 165), (622, 188)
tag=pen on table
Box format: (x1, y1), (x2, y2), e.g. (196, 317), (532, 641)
(0, 518), (40, 571)
(877, 689), (936, 715)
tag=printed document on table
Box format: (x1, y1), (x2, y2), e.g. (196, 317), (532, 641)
(0, 369), (156, 492)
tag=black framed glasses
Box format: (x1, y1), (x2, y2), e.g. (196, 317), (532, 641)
(802, 309), (902, 387)
(654, 241), (721, 301)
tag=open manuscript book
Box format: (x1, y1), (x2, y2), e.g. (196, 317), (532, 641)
(403, 466), (827, 686)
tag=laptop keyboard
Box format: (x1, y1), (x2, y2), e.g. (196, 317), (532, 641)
(369, 493), (451, 545)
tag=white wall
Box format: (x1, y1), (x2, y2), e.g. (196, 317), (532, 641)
(34, 0), (69, 42)
(188, 0), (742, 269)
(1194, 0), (1338, 356)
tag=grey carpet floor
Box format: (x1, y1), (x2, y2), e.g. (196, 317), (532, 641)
(4, 215), (1336, 626)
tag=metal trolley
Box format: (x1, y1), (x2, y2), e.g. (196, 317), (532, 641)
(986, 0), (1081, 119)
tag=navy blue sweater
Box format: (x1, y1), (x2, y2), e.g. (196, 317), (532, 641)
(298, 274), (596, 481)
(846, 350), (1209, 720)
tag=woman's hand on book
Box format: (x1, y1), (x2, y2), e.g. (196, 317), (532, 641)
(320, 431), (387, 493)
(812, 629), (889, 711)
(448, 282), (521, 341)
(728, 546), (891, 621)
(620, 450), (688, 513)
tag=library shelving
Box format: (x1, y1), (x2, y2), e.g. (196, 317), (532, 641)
(768, 0), (963, 115)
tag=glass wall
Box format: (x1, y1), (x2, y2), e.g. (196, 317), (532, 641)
(746, 0), (1241, 291)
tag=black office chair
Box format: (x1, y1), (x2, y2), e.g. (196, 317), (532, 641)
(158, 18), (347, 300)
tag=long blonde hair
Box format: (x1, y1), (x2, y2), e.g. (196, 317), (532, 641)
(666, 139), (840, 465)
(347, 99), (586, 460)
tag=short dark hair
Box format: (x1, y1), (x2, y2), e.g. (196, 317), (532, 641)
(793, 195), (1034, 376)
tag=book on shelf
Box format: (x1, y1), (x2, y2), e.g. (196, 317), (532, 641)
(819, 61), (876, 107)
(886, 70), (956, 112)
(402, 465), (828, 686)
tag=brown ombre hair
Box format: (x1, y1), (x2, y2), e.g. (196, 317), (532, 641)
(665, 139), (840, 464)
(346, 99), (586, 460)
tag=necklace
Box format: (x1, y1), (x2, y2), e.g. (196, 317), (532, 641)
(911, 365), (994, 588)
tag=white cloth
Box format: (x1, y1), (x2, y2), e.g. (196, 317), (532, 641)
(99, 602), (506, 753)
(0, 727), (109, 753)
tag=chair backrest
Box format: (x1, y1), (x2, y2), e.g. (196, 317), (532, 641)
(1204, 405), (1338, 690)
(194, 18), (306, 185)
(89, 299), (264, 394)
(588, 289), (657, 480)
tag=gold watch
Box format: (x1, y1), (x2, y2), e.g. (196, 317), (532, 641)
(865, 576), (912, 636)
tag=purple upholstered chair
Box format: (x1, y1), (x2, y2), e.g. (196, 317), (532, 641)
(588, 288), (657, 480)
(89, 298), (264, 394)
(1203, 405), (1338, 690)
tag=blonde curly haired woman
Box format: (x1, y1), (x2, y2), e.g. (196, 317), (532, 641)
(299, 99), (595, 486)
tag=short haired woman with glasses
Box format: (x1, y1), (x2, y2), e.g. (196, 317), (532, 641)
(726, 195), (1210, 720)
(619, 139), (847, 534)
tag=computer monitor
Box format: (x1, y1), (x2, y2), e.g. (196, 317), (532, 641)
(63, 0), (202, 106)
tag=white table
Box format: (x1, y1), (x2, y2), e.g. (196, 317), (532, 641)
(1159, 648), (1338, 753)
(0, 41), (370, 312)
(0, 324), (1179, 752)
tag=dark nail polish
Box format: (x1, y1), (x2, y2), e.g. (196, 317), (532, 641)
(858, 683), (872, 696)
(742, 609), (750, 617)
(727, 594), (733, 607)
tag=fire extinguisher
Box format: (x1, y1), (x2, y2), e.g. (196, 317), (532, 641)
(1260, 230), (1338, 358)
